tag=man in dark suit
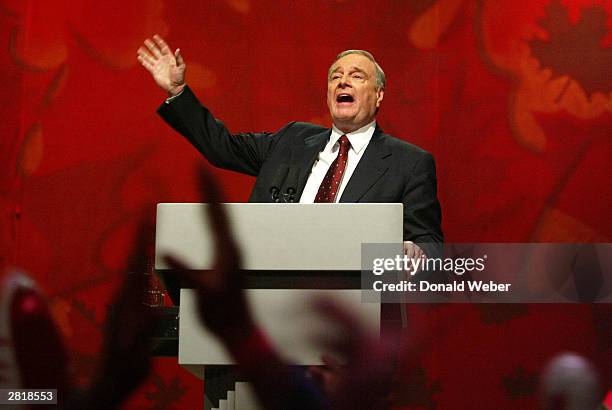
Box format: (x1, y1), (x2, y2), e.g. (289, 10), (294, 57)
(137, 35), (443, 255)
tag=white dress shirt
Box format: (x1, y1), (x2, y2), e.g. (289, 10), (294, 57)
(300, 121), (376, 203)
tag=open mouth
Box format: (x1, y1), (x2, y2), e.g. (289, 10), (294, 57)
(336, 93), (354, 104)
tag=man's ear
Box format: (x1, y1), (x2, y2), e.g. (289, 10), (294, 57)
(376, 89), (384, 108)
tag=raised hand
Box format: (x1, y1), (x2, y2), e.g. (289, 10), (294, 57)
(164, 168), (327, 410)
(137, 34), (186, 96)
(310, 298), (398, 410)
(163, 167), (254, 341)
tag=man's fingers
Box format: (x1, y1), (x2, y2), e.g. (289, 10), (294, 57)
(175, 48), (185, 67)
(404, 241), (416, 259)
(152, 34), (171, 55)
(137, 47), (155, 63)
(144, 38), (162, 58)
(137, 49), (158, 74)
(138, 56), (155, 73)
(416, 247), (424, 260)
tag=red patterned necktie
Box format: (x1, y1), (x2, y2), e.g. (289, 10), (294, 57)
(315, 135), (351, 203)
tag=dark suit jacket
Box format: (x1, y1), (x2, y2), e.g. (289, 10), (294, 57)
(158, 86), (443, 245)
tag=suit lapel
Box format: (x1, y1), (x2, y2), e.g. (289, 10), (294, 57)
(295, 129), (330, 198)
(340, 127), (391, 202)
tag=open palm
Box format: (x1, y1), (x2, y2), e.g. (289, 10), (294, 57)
(137, 35), (186, 96)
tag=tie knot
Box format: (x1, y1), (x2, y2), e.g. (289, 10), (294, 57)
(338, 135), (350, 150)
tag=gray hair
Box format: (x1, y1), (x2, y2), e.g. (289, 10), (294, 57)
(328, 50), (386, 90)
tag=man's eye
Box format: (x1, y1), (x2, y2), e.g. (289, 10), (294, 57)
(352, 73), (364, 80)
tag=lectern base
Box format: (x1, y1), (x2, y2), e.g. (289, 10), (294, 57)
(204, 366), (262, 410)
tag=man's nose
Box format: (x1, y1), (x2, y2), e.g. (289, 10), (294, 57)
(338, 76), (352, 87)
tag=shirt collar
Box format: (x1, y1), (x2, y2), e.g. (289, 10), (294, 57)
(330, 120), (376, 154)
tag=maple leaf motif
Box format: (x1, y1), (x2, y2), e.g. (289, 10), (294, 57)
(501, 367), (538, 400)
(529, 0), (612, 98)
(532, 111), (612, 240)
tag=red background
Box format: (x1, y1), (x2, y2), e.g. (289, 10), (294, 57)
(1, 0), (610, 408)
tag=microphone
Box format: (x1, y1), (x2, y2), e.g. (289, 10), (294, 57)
(285, 165), (299, 203)
(269, 164), (289, 203)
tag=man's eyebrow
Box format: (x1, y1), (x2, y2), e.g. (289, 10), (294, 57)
(349, 66), (368, 75)
(329, 66), (369, 77)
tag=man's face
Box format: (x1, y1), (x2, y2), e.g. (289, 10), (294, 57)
(327, 53), (384, 133)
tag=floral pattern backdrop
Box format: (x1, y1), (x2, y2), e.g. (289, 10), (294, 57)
(1, 0), (610, 408)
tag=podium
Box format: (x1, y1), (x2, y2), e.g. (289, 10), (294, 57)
(155, 203), (403, 409)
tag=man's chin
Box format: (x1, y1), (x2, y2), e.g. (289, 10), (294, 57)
(332, 107), (356, 117)
(332, 119), (362, 133)
(331, 113), (357, 127)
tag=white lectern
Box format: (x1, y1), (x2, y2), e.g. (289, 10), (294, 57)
(155, 203), (403, 410)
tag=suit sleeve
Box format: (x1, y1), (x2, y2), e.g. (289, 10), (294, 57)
(402, 152), (444, 248)
(157, 86), (290, 176)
